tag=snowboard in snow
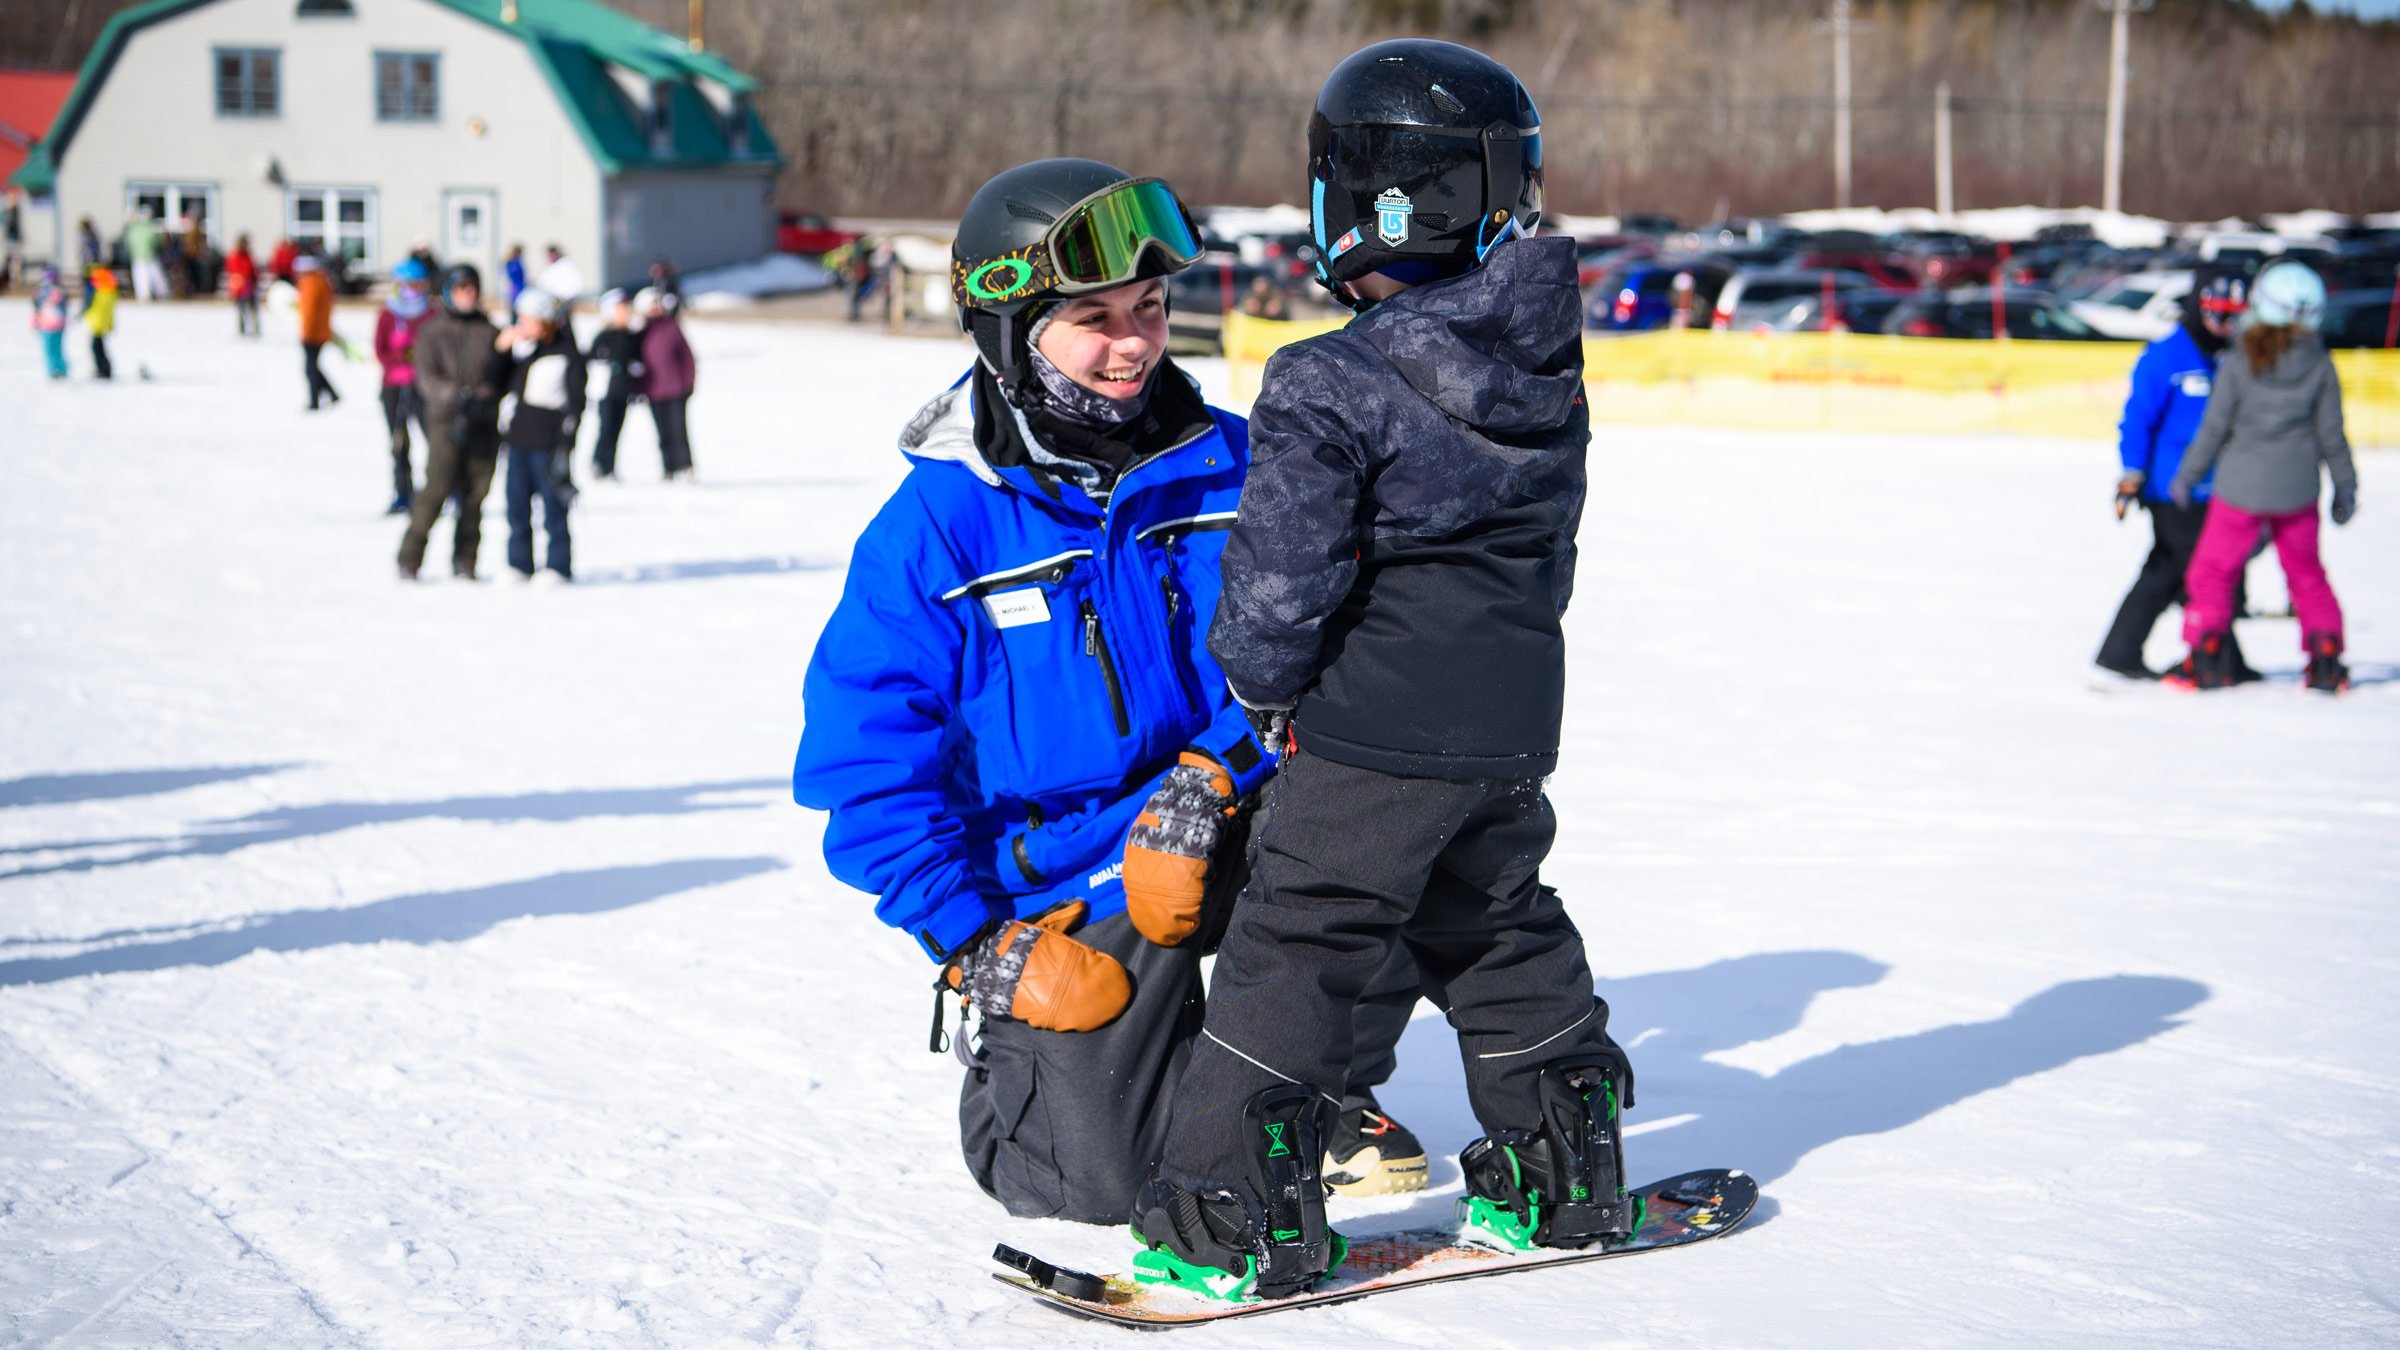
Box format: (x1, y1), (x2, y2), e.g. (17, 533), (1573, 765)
(992, 1167), (1755, 1329)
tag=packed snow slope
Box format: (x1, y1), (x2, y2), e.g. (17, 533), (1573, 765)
(3, 301), (2396, 1348)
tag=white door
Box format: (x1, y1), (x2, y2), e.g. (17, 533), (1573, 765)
(442, 189), (497, 283)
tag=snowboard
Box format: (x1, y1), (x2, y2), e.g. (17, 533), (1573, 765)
(992, 1167), (1755, 1330)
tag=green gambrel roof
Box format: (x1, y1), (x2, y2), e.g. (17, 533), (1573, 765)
(9, 0), (780, 193)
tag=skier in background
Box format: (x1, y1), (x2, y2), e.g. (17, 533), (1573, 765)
(76, 217), (102, 306)
(295, 253), (339, 411)
(635, 287), (697, 481)
(502, 243), (527, 307)
(399, 264), (509, 581)
(497, 289), (584, 584)
(226, 234), (261, 338)
(790, 159), (1426, 1229)
(83, 265), (118, 381)
(584, 289), (644, 481)
(124, 207), (166, 303)
(376, 258), (435, 514)
(1135, 41), (1635, 1301)
(31, 265), (69, 379)
(2167, 260), (2359, 693)
(2096, 273), (2259, 682)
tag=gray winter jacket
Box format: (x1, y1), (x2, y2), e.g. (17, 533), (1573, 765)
(2170, 333), (2357, 514)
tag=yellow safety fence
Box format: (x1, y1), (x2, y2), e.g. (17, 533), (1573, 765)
(1223, 312), (2400, 450)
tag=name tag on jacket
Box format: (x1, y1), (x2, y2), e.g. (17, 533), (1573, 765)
(984, 588), (1051, 629)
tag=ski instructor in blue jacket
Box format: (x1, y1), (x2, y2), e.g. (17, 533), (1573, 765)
(2096, 272), (2257, 681)
(792, 161), (1424, 1226)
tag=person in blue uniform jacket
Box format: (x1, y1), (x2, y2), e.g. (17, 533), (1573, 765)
(790, 160), (1423, 1226)
(2097, 272), (2256, 681)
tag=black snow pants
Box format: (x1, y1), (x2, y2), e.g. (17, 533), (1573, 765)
(960, 797), (1420, 1225)
(2098, 498), (2250, 673)
(1158, 750), (1612, 1191)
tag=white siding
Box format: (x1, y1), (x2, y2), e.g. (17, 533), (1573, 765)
(602, 170), (773, 291)
(49, 0), (601, 282)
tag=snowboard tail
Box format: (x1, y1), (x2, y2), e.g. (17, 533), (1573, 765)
(993, 1167), (1755, 1329)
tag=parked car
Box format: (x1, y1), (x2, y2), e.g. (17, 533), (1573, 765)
(1793, 249), (1917, 292)
(1166, 258), (1293, 353)
(2066, 270), (2193, 342)
(1711, 268), (1881, 331)
(2002, 241), (2108, 289)
(1764, 288), (1910, 334)
(1574, 236), (1655, 287)
(1898, 237), (2004, 290)
(2194, 230), (2335, 272)
(777, 210), (859, 257)
(1619, 213), (1681, 238)
(1883, 290), (2114, 340)
(2321, 291), (2400, 348)
(1586, 259), (1733, 330)
(2323, 252), (2400, 295)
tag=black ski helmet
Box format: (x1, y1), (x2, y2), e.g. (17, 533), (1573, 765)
(950, 157), (1197, 381)
(441, 263), (483, 313)
(1306, 39), (1543, 300)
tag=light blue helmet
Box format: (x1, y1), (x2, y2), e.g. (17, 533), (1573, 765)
(2248, 259), (2326, 331)
(391, 257), (431, 285)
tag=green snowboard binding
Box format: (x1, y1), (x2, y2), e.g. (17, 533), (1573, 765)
(1130, 1084), (1346, 1301)
(1459, 1060), (1643, 1252)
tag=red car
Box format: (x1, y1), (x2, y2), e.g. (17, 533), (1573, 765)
(1794, 251), (1918, 293)
(778, 210), (860, 257)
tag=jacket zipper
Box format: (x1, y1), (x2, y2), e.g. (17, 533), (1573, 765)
(1158, 569), (1203, 716)
(1080, 601), (1132, 736)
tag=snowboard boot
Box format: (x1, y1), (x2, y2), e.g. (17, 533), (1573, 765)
(2303, 633), (2351, 694)
(1459, 1061), (1641, 1253)
(1323, 1103), (1428, 1197)
(2163, 632), (2237, 691)
(1131, 1085), (1345, 1301)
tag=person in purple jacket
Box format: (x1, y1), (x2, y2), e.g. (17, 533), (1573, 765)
(634, 287), (697, 481)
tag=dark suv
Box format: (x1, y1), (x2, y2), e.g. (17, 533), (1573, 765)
(1882, 290), (2113, 340)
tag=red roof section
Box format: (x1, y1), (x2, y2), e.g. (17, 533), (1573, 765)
(0, 70), (76, 191)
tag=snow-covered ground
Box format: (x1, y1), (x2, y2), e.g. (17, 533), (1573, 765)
(3, 299), (2396, 1347)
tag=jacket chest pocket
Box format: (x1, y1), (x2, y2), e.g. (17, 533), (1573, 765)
(950, 550), (1132, 797)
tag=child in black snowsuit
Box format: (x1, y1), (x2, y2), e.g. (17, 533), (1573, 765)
(584, 289), (644, 480)
(1133, 39), (1634, 1302)
(499, 289), (585, 581)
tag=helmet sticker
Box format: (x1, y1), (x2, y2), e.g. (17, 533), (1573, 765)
(1375, 188), (1412, 247)
(1331, 227), (1363, 259)
(965, 257), (1037, 303)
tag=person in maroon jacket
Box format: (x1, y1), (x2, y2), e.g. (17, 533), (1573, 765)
(635, 287), (697, 481)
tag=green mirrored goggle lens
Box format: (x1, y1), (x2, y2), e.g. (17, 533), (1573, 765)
(1049, 179), (1202, 288)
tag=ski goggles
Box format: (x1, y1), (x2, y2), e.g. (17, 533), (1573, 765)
(952, 177), (1203, 312)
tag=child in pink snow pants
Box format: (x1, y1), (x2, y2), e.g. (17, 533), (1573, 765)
(2167, 260), (2358, 693)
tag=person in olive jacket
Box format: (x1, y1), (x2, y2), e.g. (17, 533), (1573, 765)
(398, 264), (510, 581)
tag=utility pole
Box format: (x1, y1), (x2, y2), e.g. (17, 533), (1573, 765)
(2097, 0), (2154, 214)
(1935, 81), (1953, 217)
(689, 0), (706, 53)
(1832, 0), (1854, 209)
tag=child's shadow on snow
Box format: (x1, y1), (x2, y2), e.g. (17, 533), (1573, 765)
(1351, 952), (2205, 1231)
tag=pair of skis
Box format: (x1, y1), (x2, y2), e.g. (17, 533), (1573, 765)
(992, 1167), (1755, 1329)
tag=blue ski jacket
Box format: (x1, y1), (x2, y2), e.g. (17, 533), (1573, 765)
(2118, 324), (2221, 503)
(791, 373), (1278, 962)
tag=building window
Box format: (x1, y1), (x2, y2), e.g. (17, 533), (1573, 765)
(126, 183), (220, 243)
(288, 187), (376, 268)
(215, 48), (278, 117)
(374, 52), (439, 122)
(296, 0), (355, 13)
(648, 81), (675, 155)
(726, 94), (752, 156)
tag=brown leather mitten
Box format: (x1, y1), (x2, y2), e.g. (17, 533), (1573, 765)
(944, 902), (1130, 1033)
(1123, 752), (1238, 946)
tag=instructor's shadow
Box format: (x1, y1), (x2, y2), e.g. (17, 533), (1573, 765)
(1360, 951), (2205, 1226)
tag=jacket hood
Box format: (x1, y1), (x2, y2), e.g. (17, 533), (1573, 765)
(1343, 235), (1586, 434)
(897, 376), (1004, 486)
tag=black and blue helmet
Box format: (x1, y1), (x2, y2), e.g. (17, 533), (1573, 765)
(1306, 39), (1544, 300)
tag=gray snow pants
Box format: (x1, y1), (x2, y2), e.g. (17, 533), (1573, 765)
(961, 885), (1420, 1223)
(1159, 751), (1613, 1191)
